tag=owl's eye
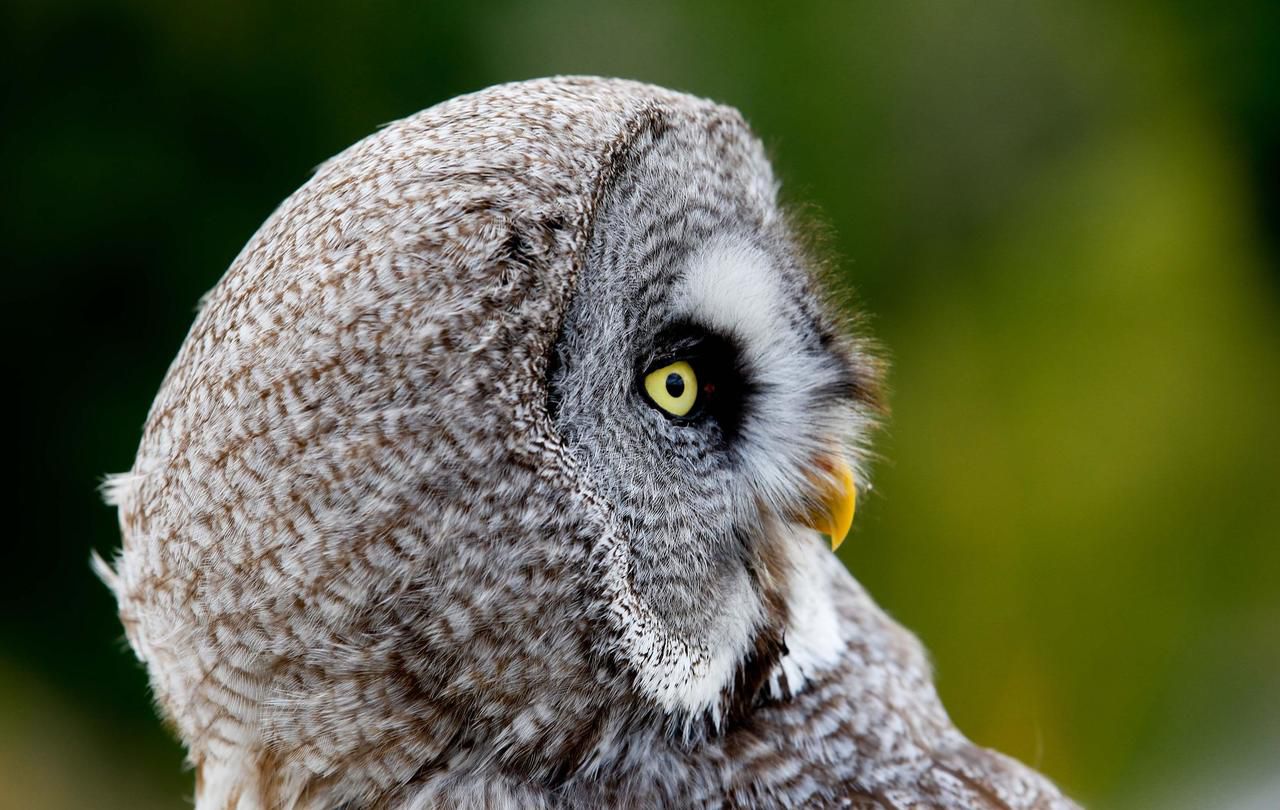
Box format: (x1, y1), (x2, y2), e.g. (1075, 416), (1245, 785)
(639, 324), (744, 437)
(644, 360), (698, 417)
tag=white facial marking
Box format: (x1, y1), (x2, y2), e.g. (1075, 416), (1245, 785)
(597, 509), (766, 721)
(679, 239), (791, 354)
(771, 527), (848, 699)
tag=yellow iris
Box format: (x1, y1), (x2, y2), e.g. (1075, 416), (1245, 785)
(644, 360), (698, 416)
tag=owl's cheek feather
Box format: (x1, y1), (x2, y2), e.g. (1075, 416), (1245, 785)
(800, 450), (857, 551)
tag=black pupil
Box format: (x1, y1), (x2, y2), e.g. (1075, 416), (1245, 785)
(665, 372), (685, 398)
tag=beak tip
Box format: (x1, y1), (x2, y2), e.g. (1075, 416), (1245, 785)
(828, 497), (855, 552)
(805, 452), (857, 552)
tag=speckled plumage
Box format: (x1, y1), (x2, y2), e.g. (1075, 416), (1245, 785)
(98, 77), (1077, 809)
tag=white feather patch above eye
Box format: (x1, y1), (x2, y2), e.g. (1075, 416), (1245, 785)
(678, 239), (791, 360)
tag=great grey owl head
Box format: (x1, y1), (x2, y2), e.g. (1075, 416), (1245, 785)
(97, 77), (1070, 809)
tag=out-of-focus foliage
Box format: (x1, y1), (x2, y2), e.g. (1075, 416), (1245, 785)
(4, 1), (1276, 807)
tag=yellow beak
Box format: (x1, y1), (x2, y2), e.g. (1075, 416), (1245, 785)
(803, 453), (857, 551)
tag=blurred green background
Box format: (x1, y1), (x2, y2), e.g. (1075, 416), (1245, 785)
(4, 1), (1278, 807)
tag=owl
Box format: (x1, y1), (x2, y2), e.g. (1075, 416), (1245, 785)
(97, 77), (1077, 809)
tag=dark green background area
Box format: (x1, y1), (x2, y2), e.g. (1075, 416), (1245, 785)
(4, 2), (1277, 807)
